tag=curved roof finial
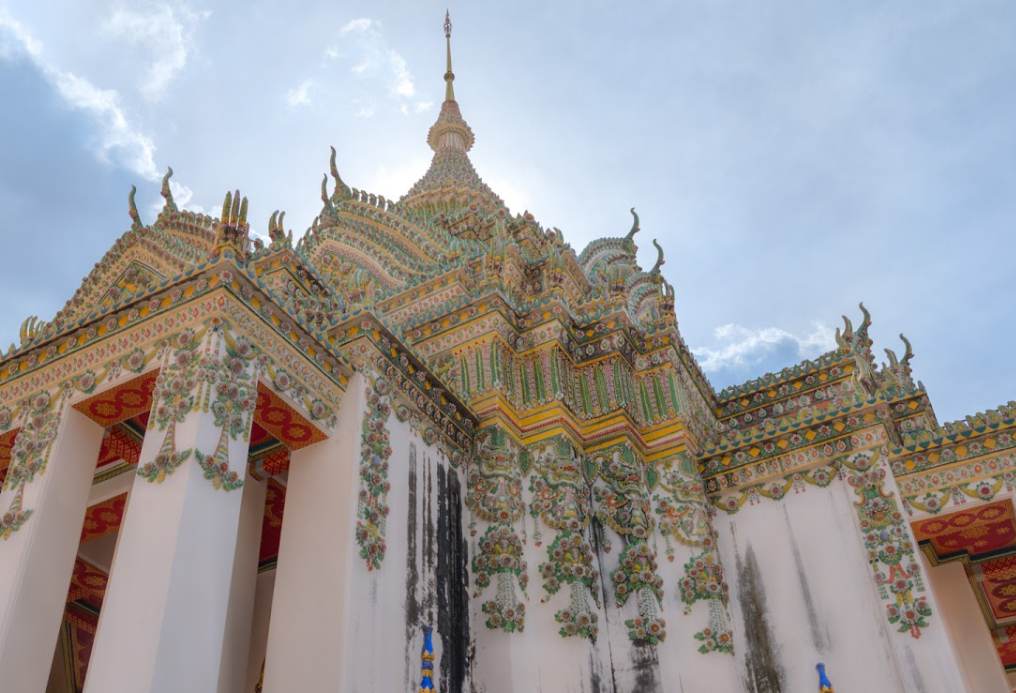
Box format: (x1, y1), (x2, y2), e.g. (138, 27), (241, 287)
(329, 146), (351, 200)
(625, 207), (640, 241)
(161, 167), (177, 212)
(650, 238), (665, 274)
(444, 10), (455, 102)
(128, 185), (142, 230)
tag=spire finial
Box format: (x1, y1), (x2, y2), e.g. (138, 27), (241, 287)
(443, 10), (455, 102)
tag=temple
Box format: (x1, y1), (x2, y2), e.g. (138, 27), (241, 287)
(1, 13), (1014, 693)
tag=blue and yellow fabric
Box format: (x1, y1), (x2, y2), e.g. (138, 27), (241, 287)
(816, 662), (834, 692)
(420, 625), (436, 692)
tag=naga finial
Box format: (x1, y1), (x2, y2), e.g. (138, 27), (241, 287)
(161, 167), (177, 212)
(834, 315), (851, 351)
(128, 185), (142, 230)
(899, 333), (913, 366)
(650, 238), (665, 274)
(268, 210), (278, 233)
(238, 196), (248, 226)
(328, 146), (352, 200)
(321, 173), (332, 208)
(625, 207), (640, 241)
(231, 189), (241, 223)
(884, 347), (899, 369)
(858, 302), (872, 333)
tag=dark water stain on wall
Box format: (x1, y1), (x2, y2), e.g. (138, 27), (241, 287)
(592, 522), (657, 693)
(404, 443), (421, 686)
(626, 644), (661, 693)
(423, 450), (436, 618)
(437, 463), (470, 693)
(736, 543), (784, 693)
(901, 646), (928, 693)
(782, 506), (828, 652)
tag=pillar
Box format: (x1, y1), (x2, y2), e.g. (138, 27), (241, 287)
(922, 557), (1008, 692)
(839, 447), (971, 693)
(0, 403), (104, 693)
(217, 474), (266, 693)
(83, 324), (259, 693)
(261, 373), (365, 693)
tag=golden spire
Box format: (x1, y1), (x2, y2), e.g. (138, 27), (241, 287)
(444, 10), (455, 102)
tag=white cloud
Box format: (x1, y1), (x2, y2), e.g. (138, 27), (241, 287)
(286, 80), (313, 107)
(0, 9), (42, 57)
(693, 322), (836, 374)
(104, 4), (210, 102)
(1, 11), (159, 181)
(170, 181), (202, 212)
(388, 50), (414, 98)
(355, 103), (377, 119)
(331, 17), (417, 106)
(415, 100), (434, 113)
(340, 18), (373, 36)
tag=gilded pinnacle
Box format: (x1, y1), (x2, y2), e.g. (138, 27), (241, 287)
(444, 10), (455, 102)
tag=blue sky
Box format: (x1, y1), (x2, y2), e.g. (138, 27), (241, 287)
(1, 1), (1014, 423)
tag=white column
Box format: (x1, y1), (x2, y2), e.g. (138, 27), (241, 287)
(243, 571), (276, 693)
(0, 406), (104, 693)
(923, 557), (1009, 693)
(217, 474), (266, 693)
(84, 326), (259, 693)
(261, 373), (365, 693)
(839, 447), (970, 693)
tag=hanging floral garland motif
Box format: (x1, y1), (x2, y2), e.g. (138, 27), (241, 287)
(611, 540), (666, 644)
(356, 377), (393, 570)
(473, 524), (529, 632)
(137, 418), (191, 484)
(540, 531), (600, 640)
(679, 537), (734, 654)
(843, 449), (931, 638)
(193, 328), (257, 491)
(593, 445), (654, 551)
(1, 389), (62, 539)
(467, 426), (524, 525)
(143, 323), (255, 491)
(653, 454), (711, 560)
(528, 435), (601, 641)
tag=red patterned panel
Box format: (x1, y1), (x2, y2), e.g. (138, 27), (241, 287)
(80, 494), (127, 544)
(73, 622), (95, 688)
(259, 479), (286, 566)
(912, 500), (1016, 559)
(0, 428), (18, 486)
(974, 556), (1016, 623)
(253, 384), (326, 451)
(261, 447), (291, 476)
(64, 603), (98, 690)
(95, 425), (142, 469)
(249, 421), (273, 449)
(66, 557), (108, 608)
(994, 626), (1016, 670)
(73, 370), (158, 427)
